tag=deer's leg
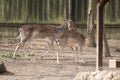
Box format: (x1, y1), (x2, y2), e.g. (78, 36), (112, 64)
(50, 39), (55, 51)
(43, 38), (55, 56)
(56, 46), (63, 64)
(41, 41), (51, 57)
(22, 42), (29, 59)
(13, 42), (24, 58)
(79, 46), (85, 63)
(43, 48), (50, 57)
(74, 47), (79, 61)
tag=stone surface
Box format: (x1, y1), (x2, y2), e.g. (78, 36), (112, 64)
(74, 70), (120, 80)
(0, 60), (6, 74)
(109, 59), (120, 68)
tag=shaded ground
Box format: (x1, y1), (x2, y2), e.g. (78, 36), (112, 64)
(0, 39), (120, 80)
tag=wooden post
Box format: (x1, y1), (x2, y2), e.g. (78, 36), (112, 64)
(96, 3), (103, 71)
(96, 0), (109, 71)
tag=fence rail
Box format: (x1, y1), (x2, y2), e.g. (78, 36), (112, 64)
(0, 0), (120, 24)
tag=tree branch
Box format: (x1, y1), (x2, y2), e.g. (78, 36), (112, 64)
(99, 0), (110, 7)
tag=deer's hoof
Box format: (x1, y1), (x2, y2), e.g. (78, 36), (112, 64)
(13, 57), (16, 60)
(41, 56), (44, 59)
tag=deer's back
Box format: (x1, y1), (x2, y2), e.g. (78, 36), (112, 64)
(19, 24), (57, 39)
(20, 24), (55, 32)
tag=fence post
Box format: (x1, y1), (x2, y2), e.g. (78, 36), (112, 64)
(96, 0), (109, 71)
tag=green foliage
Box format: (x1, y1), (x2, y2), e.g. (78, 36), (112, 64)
(0, 53), (35, 58)
(27, 53), (35, 56)
(0, 53), (20, 58)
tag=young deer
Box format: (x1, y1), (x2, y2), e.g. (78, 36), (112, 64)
(55, 29), (85, 64)
(13, 20), (75, 59)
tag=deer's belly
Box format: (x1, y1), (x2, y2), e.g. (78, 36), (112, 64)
(32, 31), (52, 38)
(66, 38), (79, 47)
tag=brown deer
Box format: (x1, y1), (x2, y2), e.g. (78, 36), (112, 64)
(13, 20), (76, 59)
(55, 29), (85, 64)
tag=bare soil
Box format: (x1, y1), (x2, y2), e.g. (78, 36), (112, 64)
(0, 39), (120, 80)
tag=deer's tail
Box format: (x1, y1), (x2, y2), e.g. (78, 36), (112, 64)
(16, 27), (22, 40)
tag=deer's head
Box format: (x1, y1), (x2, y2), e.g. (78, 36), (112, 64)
(61, 19), (77, 30)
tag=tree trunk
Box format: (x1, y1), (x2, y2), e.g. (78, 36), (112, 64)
(87, 28), (96, 47)
(103, 29), (111, 57)
(68, 0), (72, 20)
(87, 0), (96, 47)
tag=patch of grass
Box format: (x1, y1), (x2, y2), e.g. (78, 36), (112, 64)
(0, 53), (35, 58)
(28, 53), (35, 56)
(0, 53), (21, 58)
(22, 53), (35, 56)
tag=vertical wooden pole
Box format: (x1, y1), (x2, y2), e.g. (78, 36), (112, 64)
(96, 3), (103, 71)
(68, 0), (72, 20)
(96, 0), (110, 71)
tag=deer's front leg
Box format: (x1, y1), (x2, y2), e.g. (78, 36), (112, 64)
(74, 47), (79, 61)
(80, 47), (85, 63)
(56, 46), (63, 64)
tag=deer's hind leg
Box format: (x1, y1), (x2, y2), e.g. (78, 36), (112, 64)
(13, 41), (25, 59)
(22, 41), (30, 59)
(74, 47), (79, 61)
(41, 38), (55, 57)
(56, 45), (64, 64)
(40, 41), (51, 58)
(79, 46), (85, 63)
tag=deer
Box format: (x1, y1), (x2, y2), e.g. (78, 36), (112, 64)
(13, 20), (76, 59)
(55, 29), (86, 64)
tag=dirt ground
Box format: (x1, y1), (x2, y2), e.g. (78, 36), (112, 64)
(0, 39), (120, 80)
